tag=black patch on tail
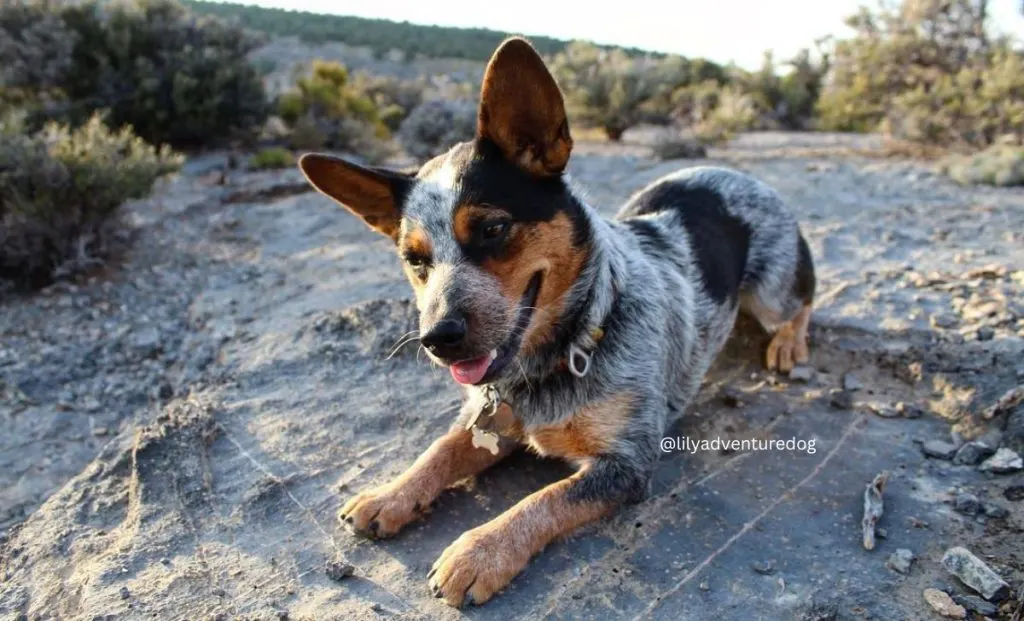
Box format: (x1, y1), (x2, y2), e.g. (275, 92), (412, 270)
(619, 184), (750, 306)
(794, 233), (816, 303)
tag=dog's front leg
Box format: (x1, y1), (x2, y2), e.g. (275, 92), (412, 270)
(428, 457), (644, 607)
(339, 427), (513, 538)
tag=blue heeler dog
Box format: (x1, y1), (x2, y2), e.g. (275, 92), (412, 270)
(298, 36), (815, 608)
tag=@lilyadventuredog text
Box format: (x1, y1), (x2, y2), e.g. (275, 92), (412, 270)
(661, 435), (818, 455)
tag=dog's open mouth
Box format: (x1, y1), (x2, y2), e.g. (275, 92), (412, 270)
(449, 272), (543, 386)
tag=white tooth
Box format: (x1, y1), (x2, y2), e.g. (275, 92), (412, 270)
(489, 349), (498, 361)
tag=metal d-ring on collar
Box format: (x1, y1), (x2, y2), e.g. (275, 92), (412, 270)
(567, 343), (592, 378)
(567, 326), (604, 378)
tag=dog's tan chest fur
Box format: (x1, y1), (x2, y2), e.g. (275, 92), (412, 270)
(525, 393), (634, 459)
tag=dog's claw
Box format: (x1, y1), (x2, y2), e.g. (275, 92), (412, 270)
(427, 566), (437, 580)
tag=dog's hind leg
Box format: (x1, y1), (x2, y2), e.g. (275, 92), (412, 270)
(742, 232), (816, 373)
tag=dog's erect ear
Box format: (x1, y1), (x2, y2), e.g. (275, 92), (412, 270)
(298, 153), (413, 240)
(477, 36), (573, 177)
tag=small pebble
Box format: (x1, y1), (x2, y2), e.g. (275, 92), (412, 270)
(842, 373), (864, 391)
(976, 327), (995, 341)
(980, 501), (1009, 519)
(699, 581), (710, 591)
(950, 594), (998, 617)
(923, 588), (965, 618)
(978, 448), (1023, 474)
(869, 403), (900, 418)
(922, 440), (959, 460)
(953, 492), (980, 516)
(942, 546), (1010, 602)
(788, 365), (815, 382)
(886, 549), (915, 575)
(119, 586), (130, 600)
(930, 313), (959, 329)
(896, 402), (923, 419)
(829, 389), (854, 410)
(326, 560), (355, 582)
(953, 442), (996, 466)
(751, 560), (776, 575)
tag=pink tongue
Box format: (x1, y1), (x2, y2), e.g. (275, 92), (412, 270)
(450, 354), (492, 385)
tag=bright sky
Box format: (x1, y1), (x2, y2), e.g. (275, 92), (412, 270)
(224, 0), (1024, 70)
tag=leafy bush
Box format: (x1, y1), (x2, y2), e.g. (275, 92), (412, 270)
(249, 147), (295, 170)
(816, 0), (1022, 148)
(670, 81), (759, 143)
(277, 60), (393, 158)
(651, 134), (707, 160)
(0, 0), (268, 149)
(549, 42), (661, 141)
(349, 73), (426, 132)
(939, 144), (1024, 186)
(0, 0), (75, 112)
(397, 99), (476, 161)
(0, 113), (182, 287)
(728, 48), (830, 130)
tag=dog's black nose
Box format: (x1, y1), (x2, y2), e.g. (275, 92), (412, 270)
(421, 316), (468, 352)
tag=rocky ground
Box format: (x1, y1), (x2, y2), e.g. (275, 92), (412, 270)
(1, 132), (1023, 621)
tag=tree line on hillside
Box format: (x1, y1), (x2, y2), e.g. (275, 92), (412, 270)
(1, 0), (1021, 291)
(182, 0), (666, 62)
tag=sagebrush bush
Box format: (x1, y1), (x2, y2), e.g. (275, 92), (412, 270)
(349, 73), (426, 132)
(816, 0), (1021, 148)
(277, 60), (393, 159)
(549, 42), (659, 141)
(0, 0), (75, 111)
(0, 113), (182, 287)
(249, 146), (295, 170)
(939, 144), (1024, 187)
(650, 134), (707, 160)
(397, 99), (476, 161)
(0, 0), (268, 149)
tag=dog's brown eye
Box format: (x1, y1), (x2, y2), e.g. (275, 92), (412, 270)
(482, 222), (509, 240)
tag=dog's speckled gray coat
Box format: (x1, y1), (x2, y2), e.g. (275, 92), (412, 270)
(404, 152), (815, 505)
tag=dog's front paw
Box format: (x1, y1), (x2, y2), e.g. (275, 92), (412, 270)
(338, 483), (426, 539)
(428, 524), (526, 608)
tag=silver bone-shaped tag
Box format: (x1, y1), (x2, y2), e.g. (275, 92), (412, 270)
(471, 426), (500, 455)
(467, 385), (503, 455)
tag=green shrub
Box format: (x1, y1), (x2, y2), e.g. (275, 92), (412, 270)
(0, 0), (268, 149)
(939, 144), (1024, 186)
(0, 0), (75, 112)
(816, 0), (1021, 148)
(277, 60), (393, 157)
(248, 147), (295, 170)
(549, 41), (661, 141)
(397, 99), (476, 161)
(670, 81), (759, 143)
(348, 73), (426, 132)
(0, 112), (182, 287)
(650, 134), (707, 160)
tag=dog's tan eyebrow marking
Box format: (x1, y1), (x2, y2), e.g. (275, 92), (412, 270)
(452, 204), (511, 245)
(400, 226), (433, 258)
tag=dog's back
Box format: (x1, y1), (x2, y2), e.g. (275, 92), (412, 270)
(611, 165), (816, 412)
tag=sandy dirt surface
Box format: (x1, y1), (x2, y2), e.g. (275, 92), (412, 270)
(2, 132), (1023, 621)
